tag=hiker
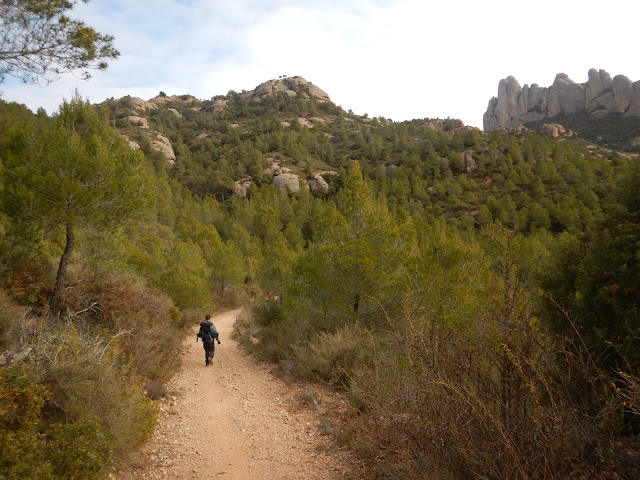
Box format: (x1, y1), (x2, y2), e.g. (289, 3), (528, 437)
(197, 314), (221, 366)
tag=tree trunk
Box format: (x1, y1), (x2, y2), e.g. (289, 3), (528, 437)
(50, 222), (75, 317)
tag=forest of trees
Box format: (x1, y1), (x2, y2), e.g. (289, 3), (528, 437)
(1, 83), (639, 479)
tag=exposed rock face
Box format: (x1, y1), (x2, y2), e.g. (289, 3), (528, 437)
(264, 160), (291, 177)
(213, 99), (228, 111)
(423, 118), (477, 134)
(242, 76), (330, 103)
(151, 134), (176, 163)
(297, 117), (314, 128)
(124, 96), (156, 112)
(463, 150), (477, 173)
(122, 135), (141, 150)
(273, 173), (301, 193)
(484, 69), (640, 131)
(168, 108), (182, 117)
(307, 174), (329, 194)
(234, 178), (253, 197)
(125, 116), (149, 128)
(537, 123), (572, 138)
(149, 94), (197, 105)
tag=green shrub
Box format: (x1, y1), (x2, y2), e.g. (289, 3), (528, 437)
(294, 324), (373, 386)
(64, 270), (188, 383)
(233, 302), (312, 364)
(45, 420), (113, 480)
(0, 363), (116, 480)
(0, 315), (159, 479)
(37, 324), (158, 458)
(252, 299), (285, 327)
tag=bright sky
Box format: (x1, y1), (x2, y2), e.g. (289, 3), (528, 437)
(2, 0), (639, 129)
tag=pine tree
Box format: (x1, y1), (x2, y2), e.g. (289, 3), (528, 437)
(2, 95), (149, 316)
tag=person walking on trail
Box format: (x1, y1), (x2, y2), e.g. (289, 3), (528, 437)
(197, 314), (221, 366)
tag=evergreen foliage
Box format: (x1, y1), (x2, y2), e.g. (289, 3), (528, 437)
(0, 0), (119, 84)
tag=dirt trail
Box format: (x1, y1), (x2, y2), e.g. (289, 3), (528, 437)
(112, 309), (358, 480)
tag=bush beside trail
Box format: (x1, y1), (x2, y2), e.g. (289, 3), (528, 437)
(0, 268), (188, 479)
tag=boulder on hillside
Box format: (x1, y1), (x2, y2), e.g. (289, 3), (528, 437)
(124, 96), (156, 112)
(307, 174), (329, 194)
(264, 160), (291, 177)
(424, 118), (476, 134)
(463, 150), (477, 173)
(125, 116), (149, 128)
(537, 123), (573, 138)
(122, 135), (141, 150)
(149, 94), (197, 105)
(213, 99), (228, 111)
(273, 173), (301, 193)
(234, 177), (253, 197)
(150, 134), (176, 163)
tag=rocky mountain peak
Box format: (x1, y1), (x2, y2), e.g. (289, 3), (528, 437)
(483, 69), (640, 131)
(241, 76), (330, 103)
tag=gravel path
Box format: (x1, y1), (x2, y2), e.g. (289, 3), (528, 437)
(111, 309), (359, 479)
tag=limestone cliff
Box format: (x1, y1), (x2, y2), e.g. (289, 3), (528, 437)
(483, 69), (640, 131)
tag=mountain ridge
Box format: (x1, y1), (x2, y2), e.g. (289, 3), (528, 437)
(483, 69), (640, 132)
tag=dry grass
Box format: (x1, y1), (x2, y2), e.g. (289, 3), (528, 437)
(348, 311), (605, 480)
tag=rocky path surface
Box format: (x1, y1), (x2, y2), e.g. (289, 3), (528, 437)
(112, 309), (358, 479)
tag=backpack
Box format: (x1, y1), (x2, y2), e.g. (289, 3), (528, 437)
(198, 320), (214, 342)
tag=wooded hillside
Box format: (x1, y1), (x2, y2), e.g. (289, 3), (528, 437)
(1, 86), (639, 479)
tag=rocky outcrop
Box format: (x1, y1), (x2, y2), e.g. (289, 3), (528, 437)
(234, 178), (253, 197)
(423, 118), (477, 134)
(307, 174), (329, 194)
(122, 135), (141, 150)
(264, 160), (291, 177)
(463, 150), (477, 173)
(273, 173), (301, 193)
(242, 76), (330, 103)
(213, 99), (228, 111)
(125, 116), (149, 128)
(263, 158), (301, 193)
(149, 94), (197, 105)
(484, 69), (640, 131)
(124, 96), (156, 112)
(537, 123), (573, 138)
(150, 134), (176, 163)
(121, 116), (174, 162)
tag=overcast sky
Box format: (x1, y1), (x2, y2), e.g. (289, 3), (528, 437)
(2, 0), (639, 128)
